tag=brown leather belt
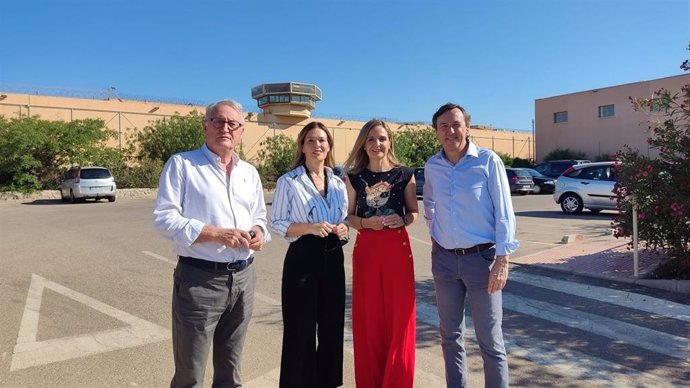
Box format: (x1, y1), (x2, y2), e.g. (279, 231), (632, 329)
(445, 242), (495, 256)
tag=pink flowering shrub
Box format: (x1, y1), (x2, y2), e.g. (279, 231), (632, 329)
(612, 44), (690, 278)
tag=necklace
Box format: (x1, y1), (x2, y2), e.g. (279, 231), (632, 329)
(306, 166), (328, 198)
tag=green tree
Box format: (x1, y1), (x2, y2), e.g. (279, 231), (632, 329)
(542, 147), (588, 161)
(0, 116), (115, 192)
(254, 134), (296, 188)
(394, 127), (439, 167)
(136, 111), (205, 163)
(496, 152), (513, 167)
(613, 44), (690, 278)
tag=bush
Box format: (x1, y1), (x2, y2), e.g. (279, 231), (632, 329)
(0, 116), (116, 192)
(254, 134), (296, 186)
(612, 45), (690, 279)
(496, 152), (513, 166)
(136, 111), (205, 163)
(543, 147), (587, 161)
(393, 127), (439, 168)
(511, 157), (534, 168)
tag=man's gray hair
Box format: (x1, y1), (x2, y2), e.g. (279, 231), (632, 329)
(205, 100), (244, 119)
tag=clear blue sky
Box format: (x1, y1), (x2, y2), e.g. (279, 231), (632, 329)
(1, 0), (688, 131)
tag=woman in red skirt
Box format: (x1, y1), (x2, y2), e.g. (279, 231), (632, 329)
(344, 119), (418, 388)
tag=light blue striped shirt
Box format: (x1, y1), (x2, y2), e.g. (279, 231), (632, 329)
(269, 165), (348, 243)
(423, 140), (519, 256)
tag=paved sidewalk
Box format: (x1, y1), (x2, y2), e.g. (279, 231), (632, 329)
(512, 237), (690, 293)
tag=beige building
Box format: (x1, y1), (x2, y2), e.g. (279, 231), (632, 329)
(0, 84), (534, 164)
(535, 74), (690, 161)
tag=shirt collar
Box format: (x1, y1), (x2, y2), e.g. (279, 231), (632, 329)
(440, 139), (478, 162)
(201, 144), (239, 168)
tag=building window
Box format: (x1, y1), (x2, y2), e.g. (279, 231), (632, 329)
(598, 104), (614, 118)
(553, 111), (568, 123)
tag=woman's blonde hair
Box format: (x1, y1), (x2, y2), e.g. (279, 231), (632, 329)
(290, 121), (336, 169)
(343, 119), (400, 174)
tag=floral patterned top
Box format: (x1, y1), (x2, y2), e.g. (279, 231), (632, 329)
(348, 166), (413, 219)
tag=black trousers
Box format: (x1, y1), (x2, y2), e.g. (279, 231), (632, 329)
(279, 235), (346, 388)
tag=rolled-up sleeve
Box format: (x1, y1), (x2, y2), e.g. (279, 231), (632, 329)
(153, 155), (205, 247)
(268, 175), (292, 238)
(249, 168), (271, 242)
(487, 155), (519, 255)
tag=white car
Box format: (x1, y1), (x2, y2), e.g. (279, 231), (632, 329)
(59, 166), (117, 203)
(553, 161), (618, 214)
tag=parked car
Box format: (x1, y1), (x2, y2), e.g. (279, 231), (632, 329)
(534, 159), (591, 179)
(553, 161), (618, 214)
(505, 168), (534, 195)
(59, 166), (117, 203)
(521, 168), (556, 194)
(414, 167), (425, 196)
(332, 165), (347, 182)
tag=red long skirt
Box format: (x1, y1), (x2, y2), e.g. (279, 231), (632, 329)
(352, 227), (416, 388)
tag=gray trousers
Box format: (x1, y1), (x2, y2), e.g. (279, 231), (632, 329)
(170, 261), (256, 388)
(431, 242), (509, 388)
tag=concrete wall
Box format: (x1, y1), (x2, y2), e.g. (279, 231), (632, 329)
(0, 92), (534, 164)
(535, 74), (690, 161)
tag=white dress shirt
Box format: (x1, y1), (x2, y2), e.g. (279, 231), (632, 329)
(154, 144), (270, 263)
(269, 165), (348, 243)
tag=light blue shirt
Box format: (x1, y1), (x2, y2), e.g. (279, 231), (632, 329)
(153, 144), (270, 263)
(423, 140), (519, 256)
(270, 165), (348, 243)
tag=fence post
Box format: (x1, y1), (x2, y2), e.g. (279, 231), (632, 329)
(632, 200), (639, 277)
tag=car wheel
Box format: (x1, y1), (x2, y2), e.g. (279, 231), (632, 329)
(560, 193), (584, 214)
(532, 185), (541, 194)
(69, 190), (77, 204)
(108, 196), (116, 202)
(60, 189), (68, 202)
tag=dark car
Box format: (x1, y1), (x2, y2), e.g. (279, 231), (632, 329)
(521, 168), (556, 194)
(505, 168), (534, 195)
(534, 159), (591, 179)
(332, 165), (347, 182)
(414, 168), (424, 196)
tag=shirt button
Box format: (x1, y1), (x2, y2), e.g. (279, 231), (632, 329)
(402, 242), (407, 246)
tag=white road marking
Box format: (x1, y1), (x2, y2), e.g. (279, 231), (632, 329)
(10, 274), (170, 371)
(510, 271), (690, 322)
(141, 250), (176, 265)
(503, 292), (690, 362)
(409, 235), (432, 246)
(416, 299), (679, 386)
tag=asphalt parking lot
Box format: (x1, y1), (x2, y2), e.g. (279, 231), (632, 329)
(0, 193), (620, 387)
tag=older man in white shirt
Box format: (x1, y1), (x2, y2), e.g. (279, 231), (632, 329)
(154, 99), (270, 388)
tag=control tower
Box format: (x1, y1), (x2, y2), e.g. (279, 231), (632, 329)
(251, 82), (322, 118)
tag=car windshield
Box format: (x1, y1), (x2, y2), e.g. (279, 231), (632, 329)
(511, 169), (531, 178)
(523, 169), (546, 178)
(80, 169), (111, 179)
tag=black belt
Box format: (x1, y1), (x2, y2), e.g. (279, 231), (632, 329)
(178, 256), (254, 272)
(445, 242), (495, 256)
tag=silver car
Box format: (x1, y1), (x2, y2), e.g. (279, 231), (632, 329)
(553, 161), (618, 214)
(59, 166), (117, 203)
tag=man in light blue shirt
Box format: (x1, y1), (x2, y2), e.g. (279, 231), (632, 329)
(423, 103), (518, 388)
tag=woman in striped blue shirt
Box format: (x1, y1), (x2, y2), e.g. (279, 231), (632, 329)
(269, 121), (349, 388)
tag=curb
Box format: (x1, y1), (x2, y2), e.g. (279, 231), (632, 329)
(513, 262), (690, 294)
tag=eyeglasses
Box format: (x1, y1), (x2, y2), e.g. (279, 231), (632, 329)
(206, 118), (244, 131)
